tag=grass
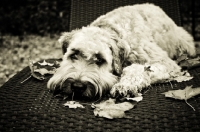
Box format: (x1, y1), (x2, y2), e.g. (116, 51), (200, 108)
(0, 35), (62, 87)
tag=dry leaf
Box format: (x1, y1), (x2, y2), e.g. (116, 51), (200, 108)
(172, 72), (193, 82)
(162, 86), (200, 111)
(145, 63), (193, 84)
(162, 86), (200, 100)
(178, 56), (200, 69)
(21, 59), (59, 83)
(34, 68), (56, 75)
(126, 96), (143, 102)
(63, 101), (85, 109)
(176, 54), (188, 63)
(93, 108), (130, 119)
(38, 60), (54, 66)
(168, 71), (193, 83)
(28, 60), (45, 80)
(92, 98), (134, 119)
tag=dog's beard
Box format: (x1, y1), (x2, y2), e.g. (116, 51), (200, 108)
(47, 60), (118, 99)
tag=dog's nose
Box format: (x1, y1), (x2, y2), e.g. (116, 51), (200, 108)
(71, 82), (87, 92)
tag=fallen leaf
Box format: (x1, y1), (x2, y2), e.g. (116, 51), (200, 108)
(63, 101), (85, 109)
(126, 96), (143, 102)
(162, 86), (200, 100)
(172, 73), (193, 82)
(168, 71), (193, 83)
(178, 56), (200, 69)
(93, 108), (131, 119)
(29, 60), (45, 80)
(92, 98), (134, 119)
(34, 68), (56, 75)
(38, 60), (54, 66)
(176, 54), (188, 63)
(162, 86), (200, 111)
(21, 59), (60, 83)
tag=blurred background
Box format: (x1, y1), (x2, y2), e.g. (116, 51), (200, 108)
(0, 0), (200, 87)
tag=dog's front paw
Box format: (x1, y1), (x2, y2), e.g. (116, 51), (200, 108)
(110, 64), (151, 97)
(110, 78), (145, 97)
(110, 83), (136, 97)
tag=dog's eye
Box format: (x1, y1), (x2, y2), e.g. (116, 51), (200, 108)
(70, 54), (78, 60)
(95, 58), (105, 66)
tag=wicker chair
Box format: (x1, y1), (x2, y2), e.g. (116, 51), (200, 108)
(1, 0), (200, 131)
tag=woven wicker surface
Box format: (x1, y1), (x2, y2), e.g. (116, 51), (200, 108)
(70, 0), (181, 30)
(0, 61), (200, 131)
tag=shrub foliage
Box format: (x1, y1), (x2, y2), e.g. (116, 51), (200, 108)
(0, 0), (70, 35)
(0, 0), (199, 40)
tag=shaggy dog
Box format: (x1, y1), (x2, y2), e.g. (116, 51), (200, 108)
(47, 3), (196, 99)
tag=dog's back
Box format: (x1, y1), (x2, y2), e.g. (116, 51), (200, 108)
(92, 3), (196, 59)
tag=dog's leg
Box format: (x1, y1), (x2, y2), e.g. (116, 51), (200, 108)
(110, 58), (183, 97)
(110, 63), (151, 97)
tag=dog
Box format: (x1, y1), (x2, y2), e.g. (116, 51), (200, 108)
(47, 3), (196, 99)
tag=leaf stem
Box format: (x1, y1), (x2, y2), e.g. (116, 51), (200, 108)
(72, 92), (74, 101)
(185, 100), (195, 111)
(21, 75), (32, 83)
(168, 81), (173, 89)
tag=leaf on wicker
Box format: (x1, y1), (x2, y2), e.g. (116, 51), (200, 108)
(38, 60), (54, 66)
(63, 101), (85, 109)
(162, 86), (200, 111)
(92, 98), (134, 119)
(177, 55), (200, 69)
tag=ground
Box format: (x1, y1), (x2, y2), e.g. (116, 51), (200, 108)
(0, 35), (62, 87)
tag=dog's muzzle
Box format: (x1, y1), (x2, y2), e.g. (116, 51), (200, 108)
(71, 81), (87, 93)
(62, 78), (86, 92)
(52, 78), (96, 99)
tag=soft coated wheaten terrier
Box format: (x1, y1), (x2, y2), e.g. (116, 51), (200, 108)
(47, 3), (196, 99)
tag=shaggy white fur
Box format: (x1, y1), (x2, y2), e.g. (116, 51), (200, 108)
(47, 3), (196, 98)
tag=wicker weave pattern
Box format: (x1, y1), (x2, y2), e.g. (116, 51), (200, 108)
(0, 62), (200, 131)
(70, 0), (181, 30)
(1, 0), (200, 131)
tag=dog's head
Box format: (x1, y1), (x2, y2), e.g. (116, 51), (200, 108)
(47, 26), (129, 99)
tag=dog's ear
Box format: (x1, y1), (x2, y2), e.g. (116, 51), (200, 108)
(58, 30), (77, 54)
(112, 48), (123, 76)
(110, 39), (130, 76)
